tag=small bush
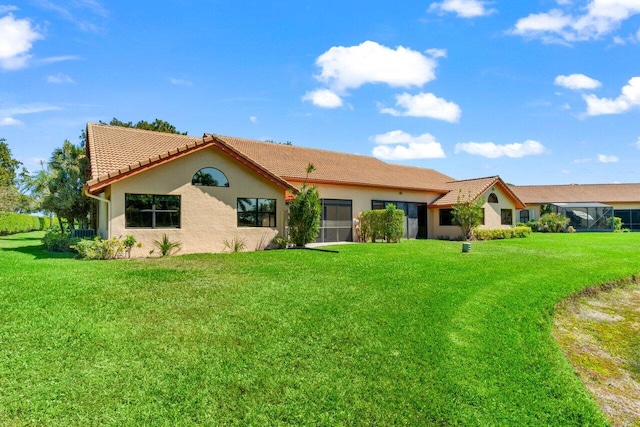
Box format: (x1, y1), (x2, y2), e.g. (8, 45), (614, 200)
(42, 227), (79, 252)
(271, 236), (290, 249)
(73, 237), (125, 260)
(610, 216), (623, 232)
(222, 236), (247, 253)
(359, 205), (405, 243)
(153, 234), (182, 256)
(475, 226), (532, 241)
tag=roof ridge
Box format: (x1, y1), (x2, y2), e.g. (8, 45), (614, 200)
(209, 133), (388, 162)
(447, 175), (498, 184)
(88, 123), (198, 139)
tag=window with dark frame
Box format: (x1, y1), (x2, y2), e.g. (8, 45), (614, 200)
(501, 209), (513, 226)
(237, 198), (276, 227)
(125, 194), (181, 228)
(488, 193), (499, 203)
(439, 208), (456, 226)
(519, 210), (530, 223)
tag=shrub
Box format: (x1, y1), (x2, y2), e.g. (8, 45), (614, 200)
(42, 227), (79, 252)
(610, 216), (623, 232)
(271, 236), (290, 249)
(474, 226), (532, 241)
(73, 237), (125, 260)
(288, 183), (321, 247)
(153, 234), (182, 256)
(222, 236), (247, 253)
(358, 205), (405, 243)
(0, 212), (50, 235)
(72, 235), (142, 260)
(539, 213), (569, 233)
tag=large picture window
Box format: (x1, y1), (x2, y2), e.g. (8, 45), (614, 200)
(237, 198), (276, 227)
(125, 194), (181, 228)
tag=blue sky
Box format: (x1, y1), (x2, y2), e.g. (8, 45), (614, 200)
(1, 0), (640, 185)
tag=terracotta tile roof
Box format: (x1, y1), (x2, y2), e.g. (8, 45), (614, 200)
(430, 176), (526, 209)
(82, 124), (457, 196)
(208, 134), (454, 192)
(510, 183), (640, 204)
(85, 124), (294, 194)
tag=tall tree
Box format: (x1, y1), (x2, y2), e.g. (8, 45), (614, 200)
(288, 164), (321, 247)
(100, 118), (187, 135)
(42, 140), (92, 230)
(0, 138), (24, 212)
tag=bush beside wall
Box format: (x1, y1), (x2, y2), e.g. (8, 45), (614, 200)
(474, 226), (532, 241)
(0, 212), (52, 236)
(359, 205), (405, 243)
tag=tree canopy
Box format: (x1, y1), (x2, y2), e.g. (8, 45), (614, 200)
(100, 118), (187, 135)
(452, 191), (485, 241)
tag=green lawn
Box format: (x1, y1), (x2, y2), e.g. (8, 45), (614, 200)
(1, 232), (639, 426)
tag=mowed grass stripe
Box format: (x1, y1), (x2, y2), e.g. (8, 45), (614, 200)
(1, 231), (639, 425)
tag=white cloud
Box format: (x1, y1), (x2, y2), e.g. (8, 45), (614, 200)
(425, 48), (447, 58)
(47, 73), (74, 84)
(598, 154), (619, 163)
(37, 55), (81, 65)
(302, 89), (343, 108)
(169, 78), (192, 86)
(0, 13), (42, 70)
(380, 92), (461, 123)
(36, 0), (108, 33)
(0, 103), (61, 126)
(634, 137), (640, 149)
(428, 0), (496, 18)
(455, 140), (547, 158)
(371, 130), (446, 160)
(583, 76), (640, 115)
(314, 41), (439, 93)
(0, 6), (18, 14)
(511, 1), (640, 43)
(0, 117), (22, 126)
(249, 116), (258, 124)
(573, 157), (592, 164)
(554, 74), (601, 90)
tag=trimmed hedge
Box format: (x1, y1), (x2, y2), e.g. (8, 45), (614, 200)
(474, 226), (532, 241)
(359, 205), (405, 243)
(0, 212), (52, 236)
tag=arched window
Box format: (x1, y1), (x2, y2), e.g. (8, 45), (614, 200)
(192, 168), (229, 187)
(488, 193), (498, 203)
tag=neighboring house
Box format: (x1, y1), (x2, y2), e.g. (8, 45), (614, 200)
(84, 124), (526, 256)
(511, 184), (640, 231)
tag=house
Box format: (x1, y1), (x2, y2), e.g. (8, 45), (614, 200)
(84, 123), (526, 256)
(511, 184), (640, 231)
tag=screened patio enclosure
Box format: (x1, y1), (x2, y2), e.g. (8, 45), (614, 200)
(549, 202), (614, 232)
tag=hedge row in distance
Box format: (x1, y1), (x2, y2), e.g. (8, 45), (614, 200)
(0, 212), (52, 236)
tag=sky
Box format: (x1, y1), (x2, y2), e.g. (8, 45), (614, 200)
(1, 0), (640, 185)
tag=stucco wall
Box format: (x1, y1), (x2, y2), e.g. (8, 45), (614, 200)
(291, 181), (443, 240)
(106, 147), (286, 257)
(430, 186), (519, 240)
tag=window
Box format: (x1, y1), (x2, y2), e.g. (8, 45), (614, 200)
(488, 193), (499, 203)
(125, 194), (180, 228)
(440, 209), (456, 226)
(238, 198), (276, 227)
(519, 210), (530, 223)
(501, 209), (513, 226)
(440, 208), (485, 226)
(192, 167), (229, 187)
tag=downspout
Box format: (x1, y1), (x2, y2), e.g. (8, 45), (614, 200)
(83, 186), (111, 239)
